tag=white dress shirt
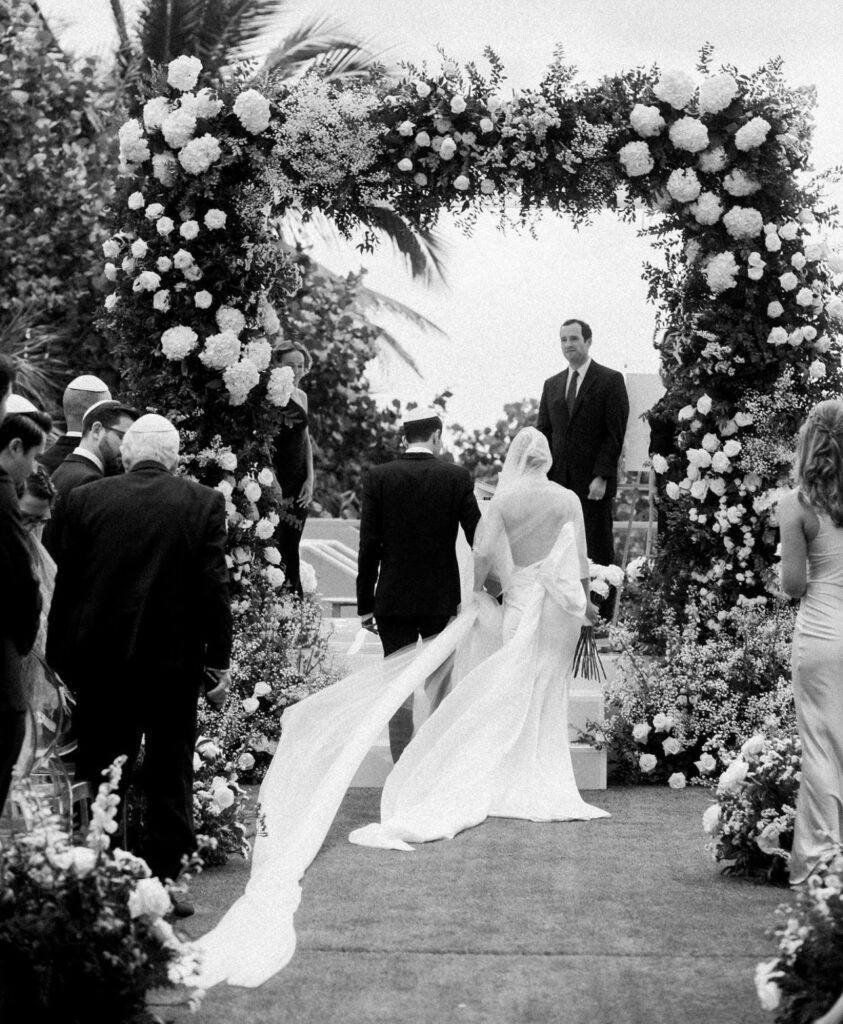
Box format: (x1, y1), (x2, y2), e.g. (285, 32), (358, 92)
(71, 446), (104, 472)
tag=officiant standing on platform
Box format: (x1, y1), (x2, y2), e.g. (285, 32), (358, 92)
(537, 318), (629, 615)
(356, 407), (481, 763)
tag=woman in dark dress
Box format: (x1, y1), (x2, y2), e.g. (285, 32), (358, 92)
(272, 343), (314, 596)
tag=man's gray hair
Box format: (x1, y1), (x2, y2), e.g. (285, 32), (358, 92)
(121, 413), (180, 471)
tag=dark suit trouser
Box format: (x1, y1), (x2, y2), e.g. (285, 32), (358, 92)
(74, 666), (199, 882)
(375, 614), (452, 763)
(582, 493), (617, 618)
(0, 709), (27, 811)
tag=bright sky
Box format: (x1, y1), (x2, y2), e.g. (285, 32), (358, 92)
(42, 0), (843, 428)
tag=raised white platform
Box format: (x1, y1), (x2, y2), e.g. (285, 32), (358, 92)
(323, 617), (608, 791)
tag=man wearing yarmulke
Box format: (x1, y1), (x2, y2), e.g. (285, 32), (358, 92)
(39, 374), (112, 475)
(357, 407), (481, 763)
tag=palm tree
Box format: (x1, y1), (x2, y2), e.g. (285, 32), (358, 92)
(104, 0), (449, 370)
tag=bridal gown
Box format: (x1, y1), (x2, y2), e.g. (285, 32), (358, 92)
(195, 484), (608, 989)
(790, 511), (843, 883)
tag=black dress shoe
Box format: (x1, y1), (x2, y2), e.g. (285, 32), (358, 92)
(168, 895), (195, 918)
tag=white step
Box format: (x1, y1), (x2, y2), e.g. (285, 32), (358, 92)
(323, 618), (608, 791)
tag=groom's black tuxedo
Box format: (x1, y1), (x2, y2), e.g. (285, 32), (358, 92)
(46, 460), (232, 880)
(537, 360), (629, 566)
(357, 452), (481, 619)
(357, 451), (481, 762)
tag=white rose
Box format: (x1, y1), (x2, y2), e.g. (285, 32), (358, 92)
(479, 117), (494, 134)
(778, 221), (799, 241)
(130, 238), (148, 259)
(397, 158), (413, 172)
(827, 296), (843, 321)
(480, 178), (495, 195)
(156, 217), (175, 236)
(212, 784), (235, 810)
(173, 248), (194, 270)
(180, 219), (200, 240)
(767, 301), (784, 318)
(450, 94), (467, 114)
(779, 271), (798, 291)
(439, 137), (457, 160)
(651, 453), (668, 474)
(104, 293), (118, 310)
(104, 263), (117, 281)
(255, 518), (275, 540)
(717, 757), (749, 796)
(709, 476), (726, 496)
(152, 289), (170, 312)
(242, 697), (260, 715)
(764, 233), (782, 252)
(809, 359), (827, 379)
(299, 561), (318, 594)
(695, 753), (717, 774)
(662, 737), (682, 756)
(667, 772), (686, 789)
(711, 451), (730, 473)
(803, 326), (818, 341)
(652, 712), (674, 733)
(668, 116), (709, 153)
(795, 286), (815, 307)
(265, 566), (286, 589)
(258, 467), (274, 486)
(629, 103), (665, 137)
(665, 481), (681, 500)
(690, 479), (708, 500)
(696, 394), (712, 415)
(68, 846), (97, 876)
(791, 252), (807, 270)
(414, 131), (431, 147)
(133, 270), (161, 293)
(754, 961), (782, 1012)
(128, 877), (172, 919)
(701, 433), (719, 453)
(243, 480), (262, 503)
(740, 734), (765, 759)
(194, 290), (213, 309)
(723, 439), (741, 458)
(128, 191), (145, 210)
(639, 753), (658, 773)
(397, 120), (415, 136)
(631, 722), (651, 744)
(263, 546), (282, 565)
(216, 480), (233, 499)
(203, 210), (227, 233)
(453, 175), (470, 191)
(415, 81), (431, 98)
(237, 752), (256, 772)
(413, 172), (428, 186)
(102, 238), (121, 258)
(652, 69), (696, 109)
(167, 54), (202, 92)
(253, 682), (272, 698)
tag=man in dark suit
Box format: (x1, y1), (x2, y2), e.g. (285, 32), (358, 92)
(46, 414), (232, 895)
(0, 408), (51, 810)
(537, 319), (629, 608)
(43, 400), (138, 557)
(357, 408), (481, 762)
(39, 374), (112, 475)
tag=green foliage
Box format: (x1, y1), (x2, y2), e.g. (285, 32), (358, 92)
(450, 398), (539, 480)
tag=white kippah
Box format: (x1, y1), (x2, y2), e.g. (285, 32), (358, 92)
(5, 394), (39, 414)
(402, 406), (443, 426)
(67, 375), (109, 392)
(128, 413), (177, 435)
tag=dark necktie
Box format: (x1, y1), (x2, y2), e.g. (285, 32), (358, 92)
(566, 369), (579, 415)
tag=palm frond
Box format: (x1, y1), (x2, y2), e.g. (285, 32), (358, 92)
(262, 14), (375, 79)
(358, 203), (450, 286)
(0, 305), (68, 412)
(353, 283), (448, 340)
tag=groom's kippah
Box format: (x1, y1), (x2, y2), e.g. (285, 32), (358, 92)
(5, 394), (39, 414)
(402, 406), (443, 426)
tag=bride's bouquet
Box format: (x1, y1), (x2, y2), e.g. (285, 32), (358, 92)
(573, 562), (624, 679)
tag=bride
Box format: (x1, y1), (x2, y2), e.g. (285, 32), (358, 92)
(196, 427), (609, 988)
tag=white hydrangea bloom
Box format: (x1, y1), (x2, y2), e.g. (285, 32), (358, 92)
(223, 358), (261, 405)
(629, 103), (665, 137)
(735, 116), (772, 151)
(161, 325), (198, 360)
(666, 167), (701, 203)
(199, 331), (242, 370)
(704, 251), (739, 294)
(179, 88), (223, 120)
(300, 561), (318, 594)
(216, 306), (246, 335)
(697, 73), (738, 114)
(723, 169), (760, 196)
(233, 89), (271, 134)
(152, 152), (178, 186)
(723, 206), (763, 240)
(697, 146), (728, 173)
(161, 108), (196, 149)
(244, 338), (272, 371)
(167, 55), (202, 92)
(668, 116), (709, 153)
(691, 191), (723, 225)
(652, 69), (696, 109)
(178, 134), (222, 175)
(142, 96), (171, 130)
(618, 140), (654, 177)
(117, 118), (150, 165)
(267, 365), (295, 407)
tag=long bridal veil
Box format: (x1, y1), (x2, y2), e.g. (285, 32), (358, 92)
(195, 427), (607, 989)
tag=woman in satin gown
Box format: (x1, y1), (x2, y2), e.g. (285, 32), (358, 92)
(779, 399), (843, 884)
(196, 428), (608, 988)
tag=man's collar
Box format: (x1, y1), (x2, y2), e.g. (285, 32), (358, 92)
(566, 356), (592, 379)
(65, 431), (82, 439)
(128, 460), (170, 473)
(404, 444), (436, 455)
(72, 446), (103, 472)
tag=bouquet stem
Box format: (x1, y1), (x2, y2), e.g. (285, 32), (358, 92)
(572, 625), (606, 681)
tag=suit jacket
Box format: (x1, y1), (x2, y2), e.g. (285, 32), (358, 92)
(357, 453), (481, 619)
(38, 434), (78, 475)
(0, 467), (42, 710)
(42, 452), (103, 557)
(537, 361), (629, 501)
(46, 461), (232, 687)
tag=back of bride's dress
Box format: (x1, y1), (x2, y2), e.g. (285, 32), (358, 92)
(196, 473), (607, 989)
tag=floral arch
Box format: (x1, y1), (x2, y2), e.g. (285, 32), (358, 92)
(101, 48), (843, 613)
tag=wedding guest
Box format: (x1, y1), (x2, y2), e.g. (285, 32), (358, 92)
(39, 374), (112, 475)
(0, 410), (51, 809)
(779, 398), (843, 884)
(0, 354), (14, 420)
(271, 342), (314, 596)
(46, 414), (232, 904)
(43, 400), (139, 557)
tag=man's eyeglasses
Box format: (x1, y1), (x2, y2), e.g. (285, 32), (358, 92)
(107, 427), (128, 439)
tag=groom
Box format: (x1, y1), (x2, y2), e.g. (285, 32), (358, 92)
(357, 407), (481, 762)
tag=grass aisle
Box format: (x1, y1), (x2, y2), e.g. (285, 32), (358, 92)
(182, 786), (789, 1024)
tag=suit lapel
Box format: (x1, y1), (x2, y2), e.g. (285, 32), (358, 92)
(554, 368), (571, 427)
(570, 362), (599, 422)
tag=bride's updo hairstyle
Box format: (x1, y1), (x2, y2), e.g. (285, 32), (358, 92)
(796, 398), (843, 526)
(496, 427), (552, 493)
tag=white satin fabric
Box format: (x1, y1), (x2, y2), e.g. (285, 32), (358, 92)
(195, 518), (608, 989)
